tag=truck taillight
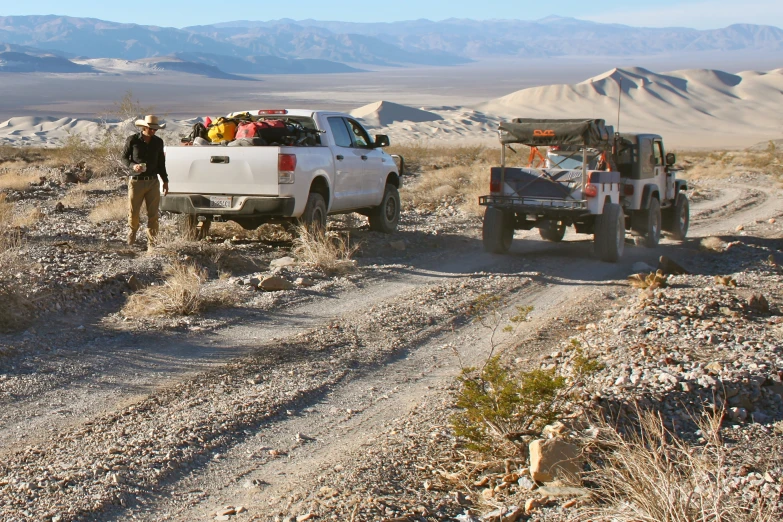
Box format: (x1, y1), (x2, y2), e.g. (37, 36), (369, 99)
(490, 179), (501, 193)
(584, 184), (598, 198)
(624, 184), (635, 196)
(278, 153), (296, 184)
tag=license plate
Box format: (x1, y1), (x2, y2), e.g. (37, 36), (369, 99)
(209, 196), (232, 208)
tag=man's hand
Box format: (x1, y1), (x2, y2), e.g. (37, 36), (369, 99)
(162, 182), (169, 196)
(133, 164), (144, 173)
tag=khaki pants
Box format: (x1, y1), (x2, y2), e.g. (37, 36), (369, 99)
(128, 178), (161, 243)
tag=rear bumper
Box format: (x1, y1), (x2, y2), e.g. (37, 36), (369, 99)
(161, 194), (296, 217)
(479, 194), (590, 218)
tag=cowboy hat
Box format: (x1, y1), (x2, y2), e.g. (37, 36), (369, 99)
(135, 114), (166, 130)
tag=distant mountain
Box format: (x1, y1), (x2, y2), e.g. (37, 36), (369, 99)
(0, 15), (779, 74)
(193, 18), (783, 58)
(0, 51), (94, 73)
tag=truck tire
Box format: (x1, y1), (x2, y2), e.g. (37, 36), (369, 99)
(640, 198), (661, 248)
(483, 207), (514, 254)
(594, 203), (625, 262)
(669, 193), (689, 240)
(299, 192), (327, 233)
(179, 214), (211, 240)
(368, 184), (400, 233)
(538, 220), (566, 242)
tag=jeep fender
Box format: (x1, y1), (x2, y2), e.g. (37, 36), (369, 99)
(675, 179), (688, 195)
(640, 184), (660, 210)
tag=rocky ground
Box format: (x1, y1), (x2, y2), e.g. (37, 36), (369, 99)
(0, 160), (781, 522)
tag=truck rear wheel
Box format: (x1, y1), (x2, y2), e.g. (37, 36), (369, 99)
(538, 220), (566, 242)
(299, 192), (327, 234)
(668, 193), (689, 240)
(368, 184), (400, 233)
(594, 203), (625, 262)
(179, 214), (211, 240)
(639, 198), (661, 248)
(483, 207), (514, 254)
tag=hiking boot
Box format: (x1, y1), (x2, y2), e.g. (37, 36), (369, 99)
(127, 231), (137, 245)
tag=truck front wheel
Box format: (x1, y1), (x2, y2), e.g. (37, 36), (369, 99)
(299, 192), (327, 233)
(368, 184), (400, 233)
(594, 203), (625, 262)
(483, 207), (514, 254)
(538, 220), (566, 242)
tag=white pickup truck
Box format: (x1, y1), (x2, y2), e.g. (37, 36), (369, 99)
(160, 109), (403, 238)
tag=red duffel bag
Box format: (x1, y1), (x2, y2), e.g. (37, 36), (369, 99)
(236, 119), (286, 140)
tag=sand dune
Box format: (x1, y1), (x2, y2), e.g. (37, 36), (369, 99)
(1, 67), (781, 149)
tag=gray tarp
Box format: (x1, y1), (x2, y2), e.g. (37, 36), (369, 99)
(499, 118), (612, 147)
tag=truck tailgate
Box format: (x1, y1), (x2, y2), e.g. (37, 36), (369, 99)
(165, 146), (281, 196)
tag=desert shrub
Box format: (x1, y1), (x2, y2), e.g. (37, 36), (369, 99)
(12, 206), (43, 229)
(292, 225), (358, 275)
(700, 236), (726, 252)
(577, 409), (779, 521)
(451, 356), (567, 454)
(0, 170), (41, 192)
(122, 260), (231, 317)
(628, 270), (669, 290)
(88, 196), (128, 223)
(61, 184), (90, 208)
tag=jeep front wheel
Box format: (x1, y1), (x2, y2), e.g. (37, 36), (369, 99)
(669, 193), (689, 240)
(640, 198), (662, 248)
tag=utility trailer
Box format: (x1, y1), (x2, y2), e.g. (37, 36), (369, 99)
(478, 118), (689, 262)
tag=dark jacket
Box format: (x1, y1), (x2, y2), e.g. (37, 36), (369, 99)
(122, 133), (168, 183)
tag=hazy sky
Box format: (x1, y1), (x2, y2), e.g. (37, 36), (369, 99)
(1, 0), (781, 29)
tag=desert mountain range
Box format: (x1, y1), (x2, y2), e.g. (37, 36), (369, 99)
(0, 15), (781, 77)
(1, 66), (781, 149)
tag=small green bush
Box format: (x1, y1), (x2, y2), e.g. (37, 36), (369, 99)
(451, 356), (567, 454)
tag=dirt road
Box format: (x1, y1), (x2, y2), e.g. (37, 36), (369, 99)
(0, 176), (780, 522)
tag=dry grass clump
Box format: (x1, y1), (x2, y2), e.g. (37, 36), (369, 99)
(122, 260), (232, 317)
(628, 270), (669, 290)
(700, 236), (727, 252)
(0, 170), (41, 192)
(292, 225), (358, 275)
(677, 146), (783, 181)
(12, 206), (43, 229)
(61, 184), (90, 208)
(88, 196), (128, 223)
(577, 410), (778, 521)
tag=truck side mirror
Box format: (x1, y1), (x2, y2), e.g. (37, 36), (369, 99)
(666, 152), (676, 166)
(374, 134), (390, 148)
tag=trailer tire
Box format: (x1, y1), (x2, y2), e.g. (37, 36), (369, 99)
(668, 193), (689, 240)
(299, 192), (327, 234)
(538, 220), (566, 242)
(594, 203), (625, 262)
(640, 198), (661, 248)
(368, 184), (400, 233)
(483, 207), (514, 254)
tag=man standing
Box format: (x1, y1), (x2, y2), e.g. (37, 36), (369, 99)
(122, 115), (169, 246)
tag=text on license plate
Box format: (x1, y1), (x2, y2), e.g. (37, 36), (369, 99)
(209, 196), (232, 208)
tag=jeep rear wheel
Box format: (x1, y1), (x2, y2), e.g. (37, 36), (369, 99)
(483, 207), (514, 254)
(538, 220), (566, 242)
(594, 203), (625, 262)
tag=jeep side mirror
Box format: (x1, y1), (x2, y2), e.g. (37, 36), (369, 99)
(374, 134), (390, 148)
(666, 152), (676, 166)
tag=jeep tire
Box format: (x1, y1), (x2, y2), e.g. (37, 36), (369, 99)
(668, 193), (689, 240)
(640, 198), (662, 248)
(538, 220), (566, 242)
